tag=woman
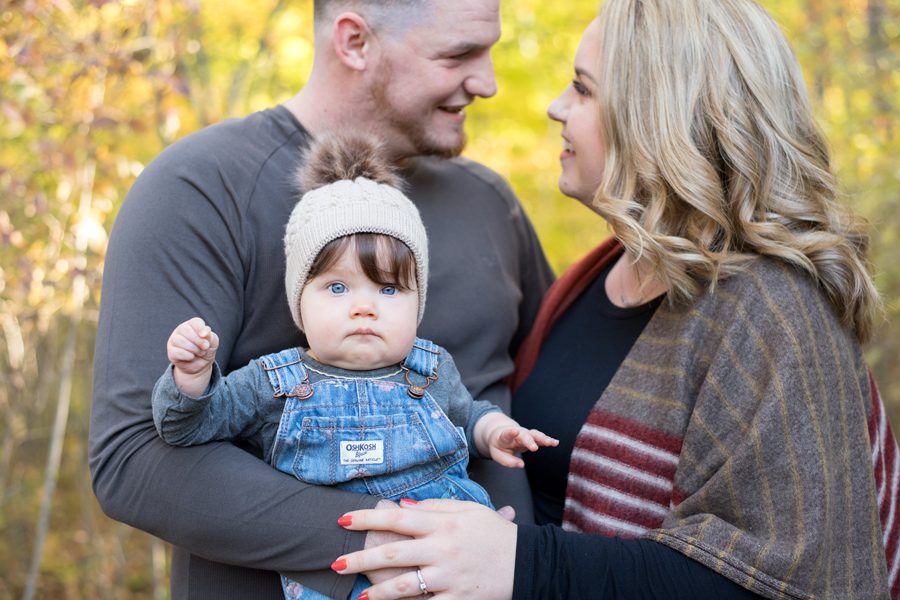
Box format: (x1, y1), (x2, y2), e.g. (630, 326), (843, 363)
(330, 0), (900, 598)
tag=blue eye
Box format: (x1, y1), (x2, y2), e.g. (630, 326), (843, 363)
(328, 282), (346, 295)
(381, 286), (397, 296)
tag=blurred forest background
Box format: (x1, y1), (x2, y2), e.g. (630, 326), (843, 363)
(0, 0), (897, 597)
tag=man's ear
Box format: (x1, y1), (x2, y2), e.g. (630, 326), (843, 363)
(332, 12), (374, 71)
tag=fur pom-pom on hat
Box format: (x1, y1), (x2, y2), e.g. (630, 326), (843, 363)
(297, 134), (402, 191)
(284, 134), (429, 331)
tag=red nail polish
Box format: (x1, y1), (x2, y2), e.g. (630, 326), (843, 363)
(338, 515), (353, 527)
(399, 498), (418, 506)
(357, 592), (369, 600)
(331, 558), (347, 572)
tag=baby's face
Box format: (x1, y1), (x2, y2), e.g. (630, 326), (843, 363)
(299, 248), (418, 370)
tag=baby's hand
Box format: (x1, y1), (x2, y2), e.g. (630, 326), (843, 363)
(167, 317), (220, 376)
(489, 426), (559, 469)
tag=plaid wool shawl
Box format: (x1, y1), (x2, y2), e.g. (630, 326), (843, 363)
(513, 238), (899, 599)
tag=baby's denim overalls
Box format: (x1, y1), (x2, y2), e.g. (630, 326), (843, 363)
(260, 338), (493, 600)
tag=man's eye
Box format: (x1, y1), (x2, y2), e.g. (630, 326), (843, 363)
(328, 282), (346, 294)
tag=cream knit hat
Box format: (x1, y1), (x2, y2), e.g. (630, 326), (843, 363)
(284, 135), (428, 331)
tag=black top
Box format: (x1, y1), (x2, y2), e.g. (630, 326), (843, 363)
(512, 259), (663, 525)
(514, 525), (763, 599)
(511, 260), (760, 599)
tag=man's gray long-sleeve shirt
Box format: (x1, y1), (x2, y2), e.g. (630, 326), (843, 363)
(90, 105), (553, 600)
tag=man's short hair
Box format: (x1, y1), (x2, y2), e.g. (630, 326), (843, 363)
(313, 0), (431, 33)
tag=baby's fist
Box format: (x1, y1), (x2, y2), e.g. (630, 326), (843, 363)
(167, 317), (219, 374)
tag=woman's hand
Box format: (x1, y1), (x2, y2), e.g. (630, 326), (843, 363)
(332, 499), (517, 600)
(359, 501), (416, 588)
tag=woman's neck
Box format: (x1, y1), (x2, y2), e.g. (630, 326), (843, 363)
(605, 252), (668, 308)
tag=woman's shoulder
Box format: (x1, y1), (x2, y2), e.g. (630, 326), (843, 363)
(683, 255), (853, 348)
(692, 256), (822, 312)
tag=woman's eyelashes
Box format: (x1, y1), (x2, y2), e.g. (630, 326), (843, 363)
(572, 79), (590, 97)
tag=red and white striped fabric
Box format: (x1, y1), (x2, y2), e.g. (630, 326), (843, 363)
(564, 372), (900, 599)
(868, 371), (900, 598)
(562, 410), (681, 537)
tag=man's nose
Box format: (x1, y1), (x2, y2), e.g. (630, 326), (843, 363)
(465, 54), (498, 99)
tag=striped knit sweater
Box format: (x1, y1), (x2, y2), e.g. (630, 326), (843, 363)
(512, 238), (899, 600)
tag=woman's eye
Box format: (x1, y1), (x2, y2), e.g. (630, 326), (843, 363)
(328, 282), (346, 294)
(572, 80), (589, 97)
(381, 286), (397, 296)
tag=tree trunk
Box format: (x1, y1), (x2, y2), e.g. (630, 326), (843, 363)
(152, 538), (168, 600)
(23, 156), (96, 600)
(22, 314), (79, 600)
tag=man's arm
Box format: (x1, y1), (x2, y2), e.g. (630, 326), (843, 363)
(89, 150), (376, 599)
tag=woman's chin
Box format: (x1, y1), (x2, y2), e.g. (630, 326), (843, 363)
(557, 179), (594, 206)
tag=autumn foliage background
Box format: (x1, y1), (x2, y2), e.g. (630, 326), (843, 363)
(1, 0), (897, 597)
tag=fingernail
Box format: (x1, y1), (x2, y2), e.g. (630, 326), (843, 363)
(399, 498), (418, 506)
(331, 558), (347, 572)
(337, 515), (353, 527)
(357, 592), (369, 600)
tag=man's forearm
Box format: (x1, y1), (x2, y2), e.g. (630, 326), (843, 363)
(91, 427), (378, 590)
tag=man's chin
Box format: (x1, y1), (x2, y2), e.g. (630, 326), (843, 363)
(415, 132), (467, 159)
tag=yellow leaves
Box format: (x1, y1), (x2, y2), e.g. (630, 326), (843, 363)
(822, 86), (845, 122)
(0, 211), (24, 249)
(72, 213), (108, 255)
(517, 35), (540, 60)
(0, 309), (25, 370)
(282, 37), (313, 66)
(160, 109), (182, 144)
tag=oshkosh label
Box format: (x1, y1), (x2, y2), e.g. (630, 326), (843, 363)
(340, 440), (384, 465)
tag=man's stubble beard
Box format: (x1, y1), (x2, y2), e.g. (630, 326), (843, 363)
(369, 61), (467, 160)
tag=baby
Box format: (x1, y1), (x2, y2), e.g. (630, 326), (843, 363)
(151, 134), (556, 600)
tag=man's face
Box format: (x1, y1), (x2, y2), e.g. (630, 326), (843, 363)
(369, 0), (500, 159)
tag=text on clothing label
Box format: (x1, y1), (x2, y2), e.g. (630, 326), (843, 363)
(340, 440), (384, 465)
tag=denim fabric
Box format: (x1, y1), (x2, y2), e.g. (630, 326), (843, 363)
(260, 339), (493, 600)
(153, 341), (501, 466)
(281, 574), (370, 600)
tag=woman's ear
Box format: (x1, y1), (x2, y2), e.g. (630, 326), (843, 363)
(331, 12), (373, 71)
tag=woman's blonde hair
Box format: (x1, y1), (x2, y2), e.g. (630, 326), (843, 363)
(593, 0), (881, 341)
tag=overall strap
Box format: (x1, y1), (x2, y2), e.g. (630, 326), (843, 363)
(402, 337), (440, 377)
(258, 347), (312, 399)
(402, 338), (441, 400)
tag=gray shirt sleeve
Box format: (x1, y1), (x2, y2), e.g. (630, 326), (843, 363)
(430, 347), (502, 459)
(151, 362), (277, 456)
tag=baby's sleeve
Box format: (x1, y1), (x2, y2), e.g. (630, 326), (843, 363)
(432, 347), (502, 458)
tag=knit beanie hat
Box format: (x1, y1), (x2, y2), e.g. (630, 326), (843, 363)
(284, 134), (428, 331)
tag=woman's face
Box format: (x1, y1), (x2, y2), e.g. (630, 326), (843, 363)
(547, 19), (605, 205)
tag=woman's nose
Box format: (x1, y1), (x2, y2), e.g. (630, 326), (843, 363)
(547, 89), (569, 123)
